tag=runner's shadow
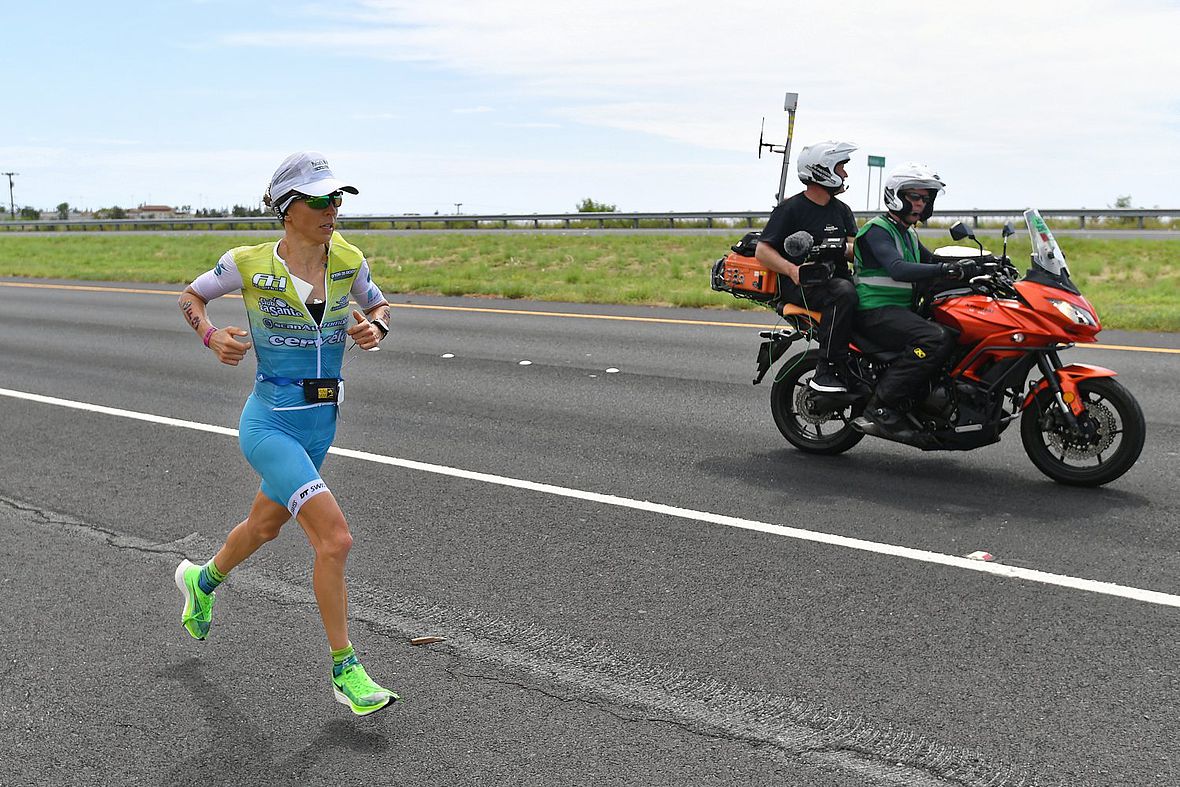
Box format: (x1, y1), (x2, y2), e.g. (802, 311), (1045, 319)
(158, 658), (391, 787)
(280, 718), (391, 767)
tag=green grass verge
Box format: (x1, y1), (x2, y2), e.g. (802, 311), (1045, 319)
(0, 232), (1177, 331)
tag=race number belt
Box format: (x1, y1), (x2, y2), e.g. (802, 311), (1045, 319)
(257, 374), (342, 403)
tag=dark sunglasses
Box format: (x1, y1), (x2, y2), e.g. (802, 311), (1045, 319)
(900, 191), (932, 203)
(298, 192), (343, 209)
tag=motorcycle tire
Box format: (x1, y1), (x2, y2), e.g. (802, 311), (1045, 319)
(1020, 377), (1145, 487)
(770, 350), (865, 455)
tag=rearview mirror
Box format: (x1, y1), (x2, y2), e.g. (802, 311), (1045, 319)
(1002, 221), (1016, 237)
(949, 221), (974, 241)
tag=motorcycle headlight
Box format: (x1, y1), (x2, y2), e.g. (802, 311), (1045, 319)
(1048, 298), (1098, 326)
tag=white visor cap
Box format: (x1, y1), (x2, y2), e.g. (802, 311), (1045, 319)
(269, 151), (359, 204)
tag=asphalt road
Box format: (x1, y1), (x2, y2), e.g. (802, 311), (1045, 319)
(1, 279), (1178, 787)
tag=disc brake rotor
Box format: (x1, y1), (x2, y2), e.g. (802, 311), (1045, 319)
(1045, 398), (1117, 460)
(795, 384), (842, 426)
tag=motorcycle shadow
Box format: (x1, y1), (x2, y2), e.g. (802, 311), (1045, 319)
(696, 447), (1151, 529)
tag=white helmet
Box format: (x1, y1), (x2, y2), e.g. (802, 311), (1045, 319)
(796, 141), (858, 190)
(884, 162), (946, 220)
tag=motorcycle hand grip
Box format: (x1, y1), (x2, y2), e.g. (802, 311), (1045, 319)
(938, 260), (965, 280)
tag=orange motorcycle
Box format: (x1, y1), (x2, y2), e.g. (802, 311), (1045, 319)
(712, 209), (1145, 486)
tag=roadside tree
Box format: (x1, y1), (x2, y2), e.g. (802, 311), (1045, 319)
(576, 198), (617, 213)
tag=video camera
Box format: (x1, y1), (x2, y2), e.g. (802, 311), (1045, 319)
(797, 236), (847, 286)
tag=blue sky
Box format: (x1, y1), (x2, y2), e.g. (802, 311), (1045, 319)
(4, 0), (1179, 215)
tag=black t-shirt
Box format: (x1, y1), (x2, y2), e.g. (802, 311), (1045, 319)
(760, 192), (858, 261)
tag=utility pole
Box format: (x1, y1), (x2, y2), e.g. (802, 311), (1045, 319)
(454, 203), (462, 214)
(2, 172), (18, 219)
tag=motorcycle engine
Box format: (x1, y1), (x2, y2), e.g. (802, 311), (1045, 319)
(916, 381), (954, 420)
(954, 381), (992, 426)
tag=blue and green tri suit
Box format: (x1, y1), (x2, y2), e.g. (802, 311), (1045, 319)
(189, 231), (387, 516)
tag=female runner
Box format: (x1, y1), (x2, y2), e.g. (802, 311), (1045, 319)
(174, 151), (396, 716)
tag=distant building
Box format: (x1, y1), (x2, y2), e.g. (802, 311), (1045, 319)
(128, 204), (180, 218)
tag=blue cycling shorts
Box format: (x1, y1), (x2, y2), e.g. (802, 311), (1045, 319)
(238, 394), (337, 517)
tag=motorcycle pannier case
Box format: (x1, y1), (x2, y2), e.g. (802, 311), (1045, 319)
(711, 251), (778, 302)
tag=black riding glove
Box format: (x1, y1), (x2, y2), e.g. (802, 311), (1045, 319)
(938, 259), (982, 281)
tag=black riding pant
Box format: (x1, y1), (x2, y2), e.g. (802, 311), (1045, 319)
(855, 305), (955, 405)
(779, 276), (857, 362)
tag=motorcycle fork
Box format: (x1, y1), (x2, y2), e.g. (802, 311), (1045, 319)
(1033, 350), (1086, 431)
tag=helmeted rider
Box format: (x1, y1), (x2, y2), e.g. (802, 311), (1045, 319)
(755, 140), (860, 393)
(851, 162), (972, 440)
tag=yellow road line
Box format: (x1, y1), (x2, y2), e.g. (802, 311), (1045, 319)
(387, 301), (767, 328)
(0, 281), (188, 297)
(2, 280), (1176, 353)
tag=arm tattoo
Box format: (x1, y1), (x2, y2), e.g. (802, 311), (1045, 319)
(181, 299), (202, 331)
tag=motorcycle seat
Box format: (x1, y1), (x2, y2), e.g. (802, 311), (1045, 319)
(778, 302), (822, 323)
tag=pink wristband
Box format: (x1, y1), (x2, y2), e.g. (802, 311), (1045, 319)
(202, 326), (217, 347)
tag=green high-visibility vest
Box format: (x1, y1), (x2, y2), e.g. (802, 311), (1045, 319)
(854, 215), (926, 310)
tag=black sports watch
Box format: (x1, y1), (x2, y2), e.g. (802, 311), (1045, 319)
(371, 317), (389, 339)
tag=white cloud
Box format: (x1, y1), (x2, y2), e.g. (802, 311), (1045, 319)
(11, 1), (1179, 212)
(495, 122), (561, 129)
(214, 0), (1180, 209)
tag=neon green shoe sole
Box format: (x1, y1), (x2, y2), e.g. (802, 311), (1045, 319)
(174, 559), (215, 640)
(332, 663), (399, 716)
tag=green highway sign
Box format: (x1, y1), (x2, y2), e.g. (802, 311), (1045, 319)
(867, 155), (886, 167)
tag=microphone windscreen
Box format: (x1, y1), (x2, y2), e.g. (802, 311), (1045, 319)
(783, 230), (814, 263)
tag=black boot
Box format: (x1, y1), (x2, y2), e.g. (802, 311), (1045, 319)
(853, 396), (914, 439)
(835, 357), (871, 395)
(809, 361), (848, 393)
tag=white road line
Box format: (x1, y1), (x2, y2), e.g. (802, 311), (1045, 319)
(4, 384), (1178, 609)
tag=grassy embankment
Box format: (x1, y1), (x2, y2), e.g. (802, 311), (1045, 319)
(0, 232), (1176, 331)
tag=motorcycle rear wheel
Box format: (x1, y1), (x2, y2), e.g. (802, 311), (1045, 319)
(1020, 377), (1145, 487)
(770, 351), (865, 455)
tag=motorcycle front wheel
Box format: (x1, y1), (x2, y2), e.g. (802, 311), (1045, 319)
(770, 351), (865, 455)
(1020, 377), (1146, 487)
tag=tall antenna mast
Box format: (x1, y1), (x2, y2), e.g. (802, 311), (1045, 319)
(756, 92), (799, 204)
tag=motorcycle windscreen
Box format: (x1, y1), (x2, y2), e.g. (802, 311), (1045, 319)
(1023, 208), (1069, 277)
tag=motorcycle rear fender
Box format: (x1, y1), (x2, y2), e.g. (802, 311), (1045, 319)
(754, 328), (803, 385)
(753, 307), (819, 385)
(1022, 363), (1117, 415)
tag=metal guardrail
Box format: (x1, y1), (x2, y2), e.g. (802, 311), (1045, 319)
(0, 208), (1175, 233)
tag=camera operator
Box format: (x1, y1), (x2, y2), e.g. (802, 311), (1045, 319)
(755, 141), (860, 393)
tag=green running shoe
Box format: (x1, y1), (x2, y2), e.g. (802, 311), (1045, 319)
(332, 663), (399, 716)
(174, 559), (215, 640)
